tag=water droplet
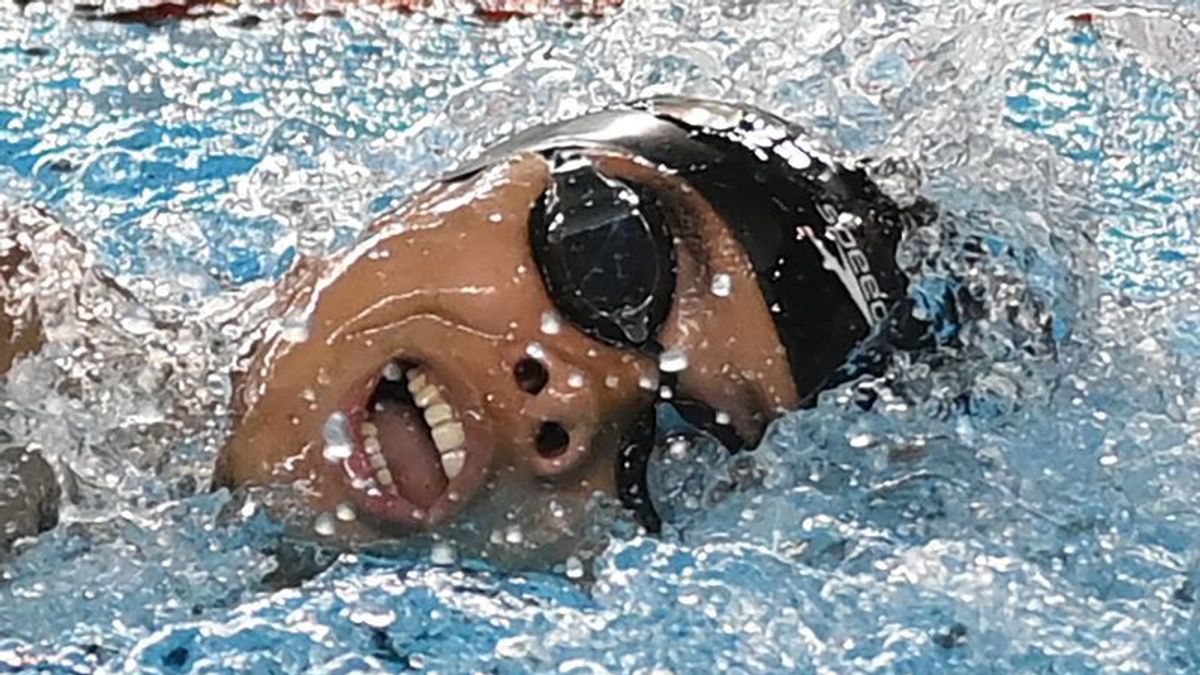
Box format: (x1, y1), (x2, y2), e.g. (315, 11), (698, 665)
(1099, 454), (1118, 466)
(496, 636), (534, 659)
(659, 348), (689, 373)
(335, 503), (356, 521)
(715, 411), (732, 425)
(638, 375), (658, 391)
(848, 433), (874, 449)
(567, 373), (585, 388)
(605, 375), (620, 389)
(564, 556), (584, 579)
(668, 438), (690, 459)
(120, 309), (156, 336)
(348, 607), (396, 629)
(430, 541), (457, 565)
(322, 412), (353, 462)
(488, 212), (503, 223)
(540, 311), (562, 335)
(504, 525), (524, 545)
(279, 314), (310, 343)
(323, 441), (352, 462)
(314, 513), (335, 536)
(710, 273), (733, 297)
(525, 342), (546, 360)
(659, 385), (674, 400)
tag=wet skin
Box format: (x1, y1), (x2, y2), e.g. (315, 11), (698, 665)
(0, 237), (42, 376)
(216, 151), (798, 553)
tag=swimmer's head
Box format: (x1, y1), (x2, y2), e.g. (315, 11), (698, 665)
(215, 98), (923, 559)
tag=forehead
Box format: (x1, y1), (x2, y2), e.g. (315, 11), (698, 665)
(368, 155), (552, 241)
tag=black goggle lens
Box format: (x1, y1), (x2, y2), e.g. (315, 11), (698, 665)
(530, 153), (676, 351)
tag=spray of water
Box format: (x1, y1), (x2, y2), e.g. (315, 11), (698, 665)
(0, 0), (1198, 671)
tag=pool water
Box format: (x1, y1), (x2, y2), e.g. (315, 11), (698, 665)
(2, 0), (1200, 672)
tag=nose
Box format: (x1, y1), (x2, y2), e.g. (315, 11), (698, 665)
(502, 342), (655, 478)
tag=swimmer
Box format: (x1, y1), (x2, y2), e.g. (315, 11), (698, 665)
(216, 97), (931, 561)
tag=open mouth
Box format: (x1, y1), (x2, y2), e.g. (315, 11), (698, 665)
(339, 358), (491, 529)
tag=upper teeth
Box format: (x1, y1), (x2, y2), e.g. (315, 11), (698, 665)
(357, 364), (470, 492)
(381, 362), (403, 382)
(406, 366), (466, 479)
(423, 403), (453, 427)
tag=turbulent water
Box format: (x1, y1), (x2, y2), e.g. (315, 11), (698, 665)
(1, 0), (1200, 672)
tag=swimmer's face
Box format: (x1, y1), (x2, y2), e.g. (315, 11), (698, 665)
(216, 153), (797, 556)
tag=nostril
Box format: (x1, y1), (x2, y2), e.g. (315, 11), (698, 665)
(513, 358), (549, 395)
(535, 422), (570, 459)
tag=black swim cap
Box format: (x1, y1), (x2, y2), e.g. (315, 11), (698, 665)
(451, 96), (927, 401)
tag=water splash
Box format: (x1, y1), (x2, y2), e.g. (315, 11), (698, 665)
(0, 0), (1198, 672)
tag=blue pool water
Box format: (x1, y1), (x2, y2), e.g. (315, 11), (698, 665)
(2, 0), (1200, 672)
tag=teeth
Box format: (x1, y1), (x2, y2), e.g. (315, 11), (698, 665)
(382, 362), (403, 381)
(441, 449), (465, 479)
(413, 384), (440, 408)
(431, 422), (465, 452)
(406, 370), (427, 394)
(423, 403), (454, 427)
(369, 365), (469, 485)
